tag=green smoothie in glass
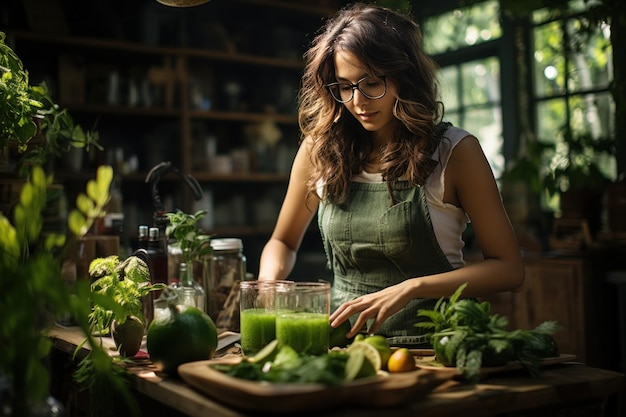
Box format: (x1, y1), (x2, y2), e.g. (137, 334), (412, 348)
(276, 312), (329, 355)
(240, 308), (276, 355)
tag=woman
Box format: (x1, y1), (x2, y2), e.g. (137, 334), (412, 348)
(258, 3), (524, 345)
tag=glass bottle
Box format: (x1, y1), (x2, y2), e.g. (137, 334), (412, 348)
(146, 227), (168, 287)
(137, 224), (149, 250)
(143, 227), (168, 327)
(178, 262), (205, 311)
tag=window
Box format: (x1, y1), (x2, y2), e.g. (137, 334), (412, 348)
(422, 1), (505, 178)
(531, 0), (615, 186)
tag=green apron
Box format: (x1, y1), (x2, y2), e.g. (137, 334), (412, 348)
(318, 180), (454, 346)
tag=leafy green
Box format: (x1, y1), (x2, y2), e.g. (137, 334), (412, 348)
(417, 283), (562, 382)
(214, 346), (350, 386)
(0, 165), (113, 414)
(166, 209), (213, 267)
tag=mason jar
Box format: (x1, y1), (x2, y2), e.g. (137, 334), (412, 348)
(205, 238), (247, 321)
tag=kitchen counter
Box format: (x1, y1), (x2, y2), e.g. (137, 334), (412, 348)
(48, 325), (625, 417)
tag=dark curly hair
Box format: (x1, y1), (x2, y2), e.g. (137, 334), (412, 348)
(298, 2), (445, 204)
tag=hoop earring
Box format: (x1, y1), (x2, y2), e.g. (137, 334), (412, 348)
(393, 99), (400, 118)
(333, 106), (342, 123)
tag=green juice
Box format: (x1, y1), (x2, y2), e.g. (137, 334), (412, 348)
(276, 312), (329, 355)
(240, 308), (276, 355)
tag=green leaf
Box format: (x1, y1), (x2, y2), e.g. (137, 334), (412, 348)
(68, 209), (87, 236)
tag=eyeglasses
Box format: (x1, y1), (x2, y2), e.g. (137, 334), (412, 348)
(325, 75), (386, 103)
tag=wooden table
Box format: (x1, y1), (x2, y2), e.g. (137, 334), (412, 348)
(48, 325), (626, 417)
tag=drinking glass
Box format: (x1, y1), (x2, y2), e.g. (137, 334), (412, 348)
(239, 280), (293, 356)
(275, 281), (331, 355)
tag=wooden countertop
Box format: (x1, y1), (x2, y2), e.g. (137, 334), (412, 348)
(48, 325), (626, 417)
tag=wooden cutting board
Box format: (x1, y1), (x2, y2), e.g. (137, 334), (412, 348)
(178, 356), (456, 413)
(414, 353), (578, 379)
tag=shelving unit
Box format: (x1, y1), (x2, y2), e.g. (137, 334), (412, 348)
(4, 0), (338, 276)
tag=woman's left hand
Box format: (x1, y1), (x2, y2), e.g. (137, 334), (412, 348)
(329, 282), (413, 338)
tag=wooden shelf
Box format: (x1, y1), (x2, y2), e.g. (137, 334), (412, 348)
(62, 104), (182, 117)
(118, 172), (288, 183)
(6, 30), (306, 70)
(188, 110), (297, 124)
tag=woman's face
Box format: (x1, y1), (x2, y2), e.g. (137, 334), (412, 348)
(333, 50), (398, 142)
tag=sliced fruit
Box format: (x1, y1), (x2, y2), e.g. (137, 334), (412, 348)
(361, 335), (392, 370)
(387, 348), (416, 373)
(246, 339), (279, 364)
(345, 348), (365, 381)
(347, 341), (382, 372)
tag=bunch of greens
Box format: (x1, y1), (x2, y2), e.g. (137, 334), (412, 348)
(166, 209), (213, 267)
(417, 283), (561, 382)
(214, 345), (350, 386)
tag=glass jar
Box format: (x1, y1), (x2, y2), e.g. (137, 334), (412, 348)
(178, 262), (205, 311)
(205, 238), (247, 321)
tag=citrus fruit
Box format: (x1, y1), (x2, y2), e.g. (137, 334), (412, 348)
(387, 348), (416, 373)
(347, 341), (382, 373)
(247, 339), (279, 364)
(147, 303), (218, 375)
(360, 335), (392, 370)
(329, 320), (354, 348)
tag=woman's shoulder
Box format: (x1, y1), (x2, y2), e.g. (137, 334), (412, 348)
(442, 125), (472, 148)
(431, 125), (472, 163)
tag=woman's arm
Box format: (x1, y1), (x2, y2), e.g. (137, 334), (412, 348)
(330, 135), (525, 336)
(258, 138), (319, 281)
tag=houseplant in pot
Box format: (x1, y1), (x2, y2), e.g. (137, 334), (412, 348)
(1, 31), (101, 177)
(87, 254), (166, 357)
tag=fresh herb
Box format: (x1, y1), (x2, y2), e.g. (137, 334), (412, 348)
(417, 283), (562, 382)
(214, 345), (350, 386)
(165, 209), (213, 267)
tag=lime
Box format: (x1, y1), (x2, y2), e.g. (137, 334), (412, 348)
(329, 320), (354, 348)
(345, 348), (365, 381)
(347, 341), (382, 373)
(246, 339), (279, 364)
(147, 303), (218, 375)
(361, 335), (392, 370)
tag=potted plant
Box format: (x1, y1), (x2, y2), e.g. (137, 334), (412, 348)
(88, 254), (166, 357)
(0, 31), (101, 176)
